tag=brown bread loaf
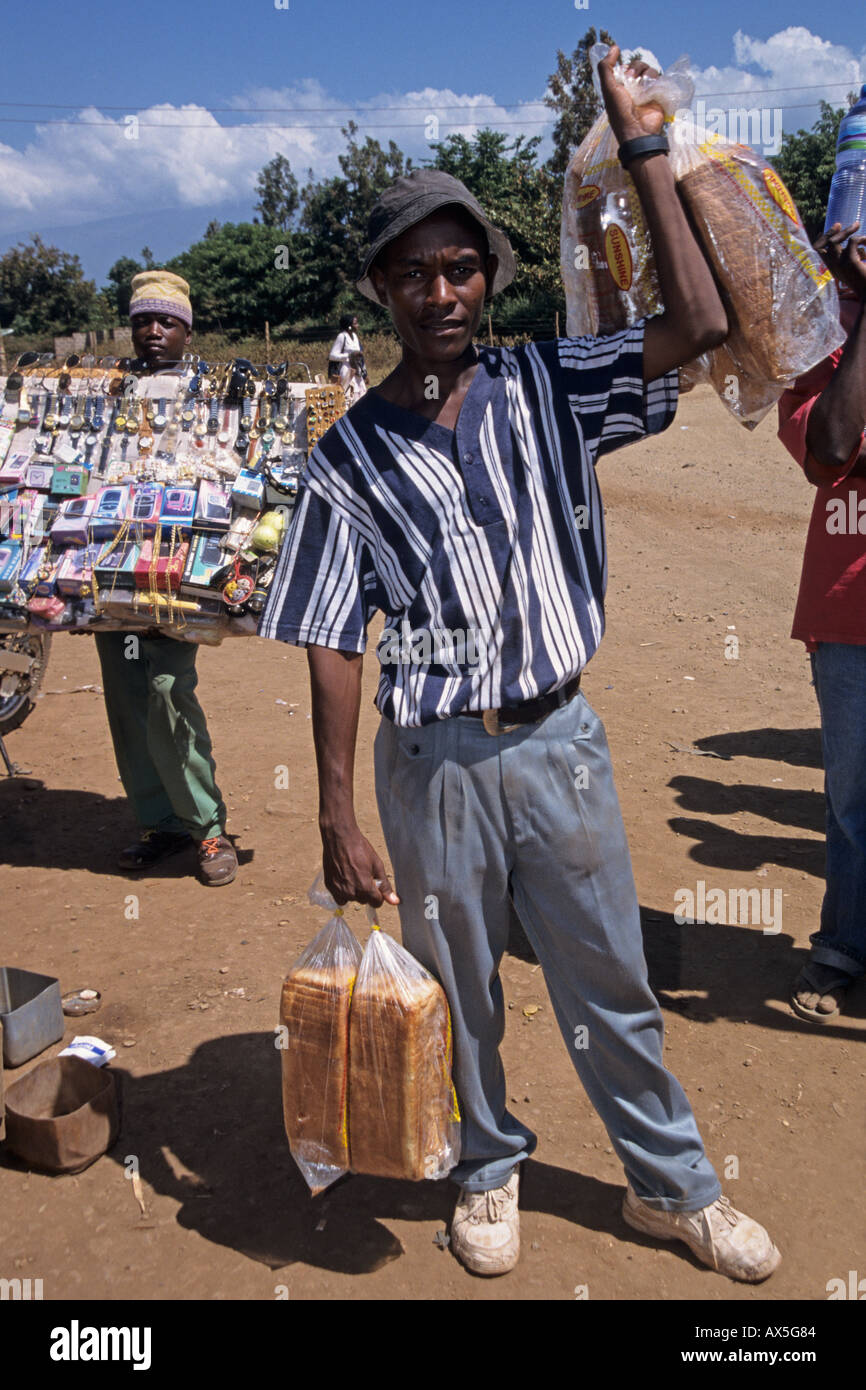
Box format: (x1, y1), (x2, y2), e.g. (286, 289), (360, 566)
(348, 960), (456, 1181)
(675, 147), (844, 421)
(280, 917), (361, 1193)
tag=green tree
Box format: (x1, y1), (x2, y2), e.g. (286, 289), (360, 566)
(167, 221), (299, 335)
(544, 26), (614, 177)
(298, 123), (412, 317)
(0, 235), (96, 335)
(104, 254), (144, 318)
(254, 153), (299, 229)
(770, 100), (850, 241)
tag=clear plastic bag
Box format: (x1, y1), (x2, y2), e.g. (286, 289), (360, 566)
(561, 44), (846, 427)
(279, 875), (363, 1194)
(347, 906), (460, 1182)
(561, 47), (693, 340)
(669, 133), (845, 425)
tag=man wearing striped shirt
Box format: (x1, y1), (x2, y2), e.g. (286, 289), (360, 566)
(262, 45), (780, 1283)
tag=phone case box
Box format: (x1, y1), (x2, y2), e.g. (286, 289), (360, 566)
(51, 495), (96, 548)
(90, 486), (130, 540)
(193, 480), (232, 532)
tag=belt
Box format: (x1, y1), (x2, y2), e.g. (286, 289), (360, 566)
(463, 675), (582, 736)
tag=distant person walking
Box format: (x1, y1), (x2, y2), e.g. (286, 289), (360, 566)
(328, 314), (367, 405)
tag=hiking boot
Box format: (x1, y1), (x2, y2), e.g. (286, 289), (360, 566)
(450, 1171), (520, 1276)
(622, 1186), (781, 1282)
(197, 834), (238, 887)
(117, 830), (192, 871)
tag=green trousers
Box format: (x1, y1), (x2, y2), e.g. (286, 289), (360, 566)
(94, 631), (226, 841)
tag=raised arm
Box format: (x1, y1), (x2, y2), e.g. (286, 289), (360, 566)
(307, 644), (399, 907)
(805, 224), (866, 476)
(597, 44), (728, 383)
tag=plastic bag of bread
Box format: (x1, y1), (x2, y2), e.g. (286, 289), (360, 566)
(668, 132), (845, 424)
(279, 875), (363, 1194)
(561, 47), (692, 340)
(347, 908), (460, 1181)
(561, 44), (846, 426)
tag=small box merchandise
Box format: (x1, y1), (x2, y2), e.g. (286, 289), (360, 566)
(134, 538), (189, 592)
(51, 494), (96, 547)
(93, 540), (140, 589)
(25, 462), (54, 491)
(231, 469), (265, 508)
(33, 553), (62, 597)
(264, 451), (304, 506)
(125, 483), (163, 535)
(90, 485), (131, 540)
(0, 540), (22, 593)
(0, 453), (29, 490)
(181, 531), (225, 596)
(225, 511), (257, 550)
(0, 491), (21, 540)
(6, 490), (43, 542)
(160, 485), (198, 530)
(193, 480), (232, 532)
(55, 545), (99, 597)
(18, 544), (49, 591)
(50, 463), (89, 497)
(37, 498), (60, 538)
(96, 588), (142, 619)
(54, 439), (83, 468)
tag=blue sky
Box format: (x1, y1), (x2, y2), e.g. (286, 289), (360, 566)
(0, 0), (863, 289)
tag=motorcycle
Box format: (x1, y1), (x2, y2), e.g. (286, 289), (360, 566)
(0, 626), (51, 773)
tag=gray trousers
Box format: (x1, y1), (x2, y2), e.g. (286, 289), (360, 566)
(374, 691), (721, 1208)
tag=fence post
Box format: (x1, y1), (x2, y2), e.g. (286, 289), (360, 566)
(555, 311), (560, 339)
(265, 320), (271, 360)
(487, 312), (493, 346)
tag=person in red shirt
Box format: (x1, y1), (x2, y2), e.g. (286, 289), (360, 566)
(777, 219), (866, 1021)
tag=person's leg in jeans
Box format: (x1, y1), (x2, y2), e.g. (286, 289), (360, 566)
(373, 701), (718, 1207)
(797, 645), (866, 1011)
(506, 693), (720, 1210)
(374, 713), (536, 1193)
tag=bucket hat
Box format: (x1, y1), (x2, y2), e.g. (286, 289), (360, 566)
(356, 169), (516, 303)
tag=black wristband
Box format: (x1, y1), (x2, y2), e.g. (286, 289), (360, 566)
(618, 133), (670, 168)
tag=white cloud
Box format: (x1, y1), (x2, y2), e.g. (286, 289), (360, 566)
(686, 26), (863, 128)
(0, 27), (862, 240)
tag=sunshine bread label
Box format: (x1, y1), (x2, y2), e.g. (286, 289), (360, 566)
(574, 184), (600, 209)
(605, 224), (633, 290)
(762, 168), (798, 223)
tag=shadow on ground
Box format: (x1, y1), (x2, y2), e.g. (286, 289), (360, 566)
(0, 781), (253, 874)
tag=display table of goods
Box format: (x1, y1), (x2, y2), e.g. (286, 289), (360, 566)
(0, 356), (346, 644)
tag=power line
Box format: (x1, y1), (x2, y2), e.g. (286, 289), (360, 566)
(0, 78), (858, 113)
(0, 99), (845, 132)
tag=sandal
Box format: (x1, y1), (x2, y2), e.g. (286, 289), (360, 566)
(790, 961), (854, 1023)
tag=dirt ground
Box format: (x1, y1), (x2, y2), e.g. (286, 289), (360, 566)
(1, 383), (864, 1305)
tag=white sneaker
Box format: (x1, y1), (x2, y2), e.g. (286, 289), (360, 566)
(622, 1186), (781, 1282)
(450, 1172), (520, 1276)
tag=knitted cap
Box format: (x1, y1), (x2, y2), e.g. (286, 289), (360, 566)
(129, 270), (193, 327)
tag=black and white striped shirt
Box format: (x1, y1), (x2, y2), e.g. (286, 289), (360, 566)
(260, 320), (677, 726)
